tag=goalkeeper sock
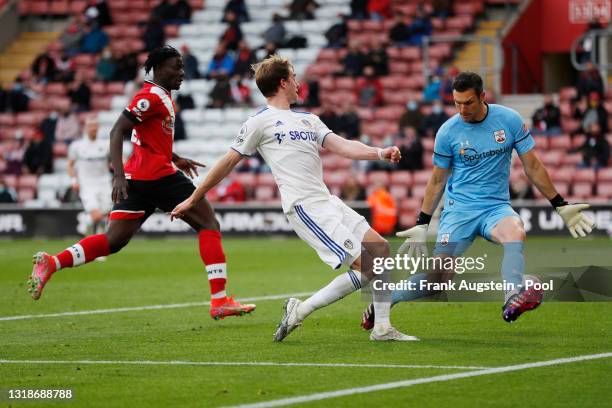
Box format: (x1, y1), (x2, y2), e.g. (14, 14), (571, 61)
(297, 270), (364, 321)
(391, 273), (430, 305)
(198, 230), (227, 300)
(53, 234), (110, 271)
(501, 242), (525, 303)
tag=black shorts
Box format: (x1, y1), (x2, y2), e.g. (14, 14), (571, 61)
(110, 172), (195, 220)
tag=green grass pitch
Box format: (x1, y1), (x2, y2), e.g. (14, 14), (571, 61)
(0, 237), (611, 407)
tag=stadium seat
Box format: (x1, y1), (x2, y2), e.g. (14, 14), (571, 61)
(0, 113), (15, 126)
(596, 167), (612, 182)
(548, 135), (571, 150)
(550, 166), (574, 183)
(368, 171), (390, 186)
(390, 171), (413, 187)
(18, 174), (38, 189)
(390, 185), (409, 200)
(256, 173), (276, 188)
(411, 184), (427, 199)
(412, 170), (430, 185)
(254, 185), (275, 201)
(18, 187), (36, 203)
(572, 182), (593, 198)
(539, 150), (563, 167)
(596, 182), (612, 198)
(573, 168), (596, 182)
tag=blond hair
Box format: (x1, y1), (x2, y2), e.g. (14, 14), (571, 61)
(251, 55), (293, 98)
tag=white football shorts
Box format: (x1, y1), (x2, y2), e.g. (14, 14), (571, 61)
(287, 195), (370, 269)
(80, 184), (112, 213)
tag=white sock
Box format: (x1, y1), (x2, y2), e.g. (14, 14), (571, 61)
(296, 270), (365, 321)
(373, 301), (391, 328)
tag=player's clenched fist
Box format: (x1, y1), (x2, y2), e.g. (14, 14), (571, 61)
(380, 146), (401, 163)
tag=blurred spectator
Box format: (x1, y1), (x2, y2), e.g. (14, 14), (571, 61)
(229, 75), (252, 106)
(60, 20), (85, 56)
(432, 0), (451, 19)
(233, 40), (257, 78)
(96, 47), (117, 81)
(210, 177), (246, 202)
(319, 101), (341, 131)
(406, 6), (433, 46)
(337, 101), (361, 139)
(341, 41), (365, 77)
(367, 182), (397, 234)
(8, 78), (30, 113)
(31, 52), (56, 84)
(576, 92), (609, 135)
(171, 0), (193, 24)
(224, 0), (249, 23)
(143, 16), (166, 52)
(80, 22), (109, 54)
(367, 0), (391, 21)
(531, 94), (561, 136)
(577, 62), (604, 99)
(0, 176), (18, 203)
(389, 13), (411, 47)
(176, 92), (195, 110)
(423, 75), (441, 102)
(509, 175), (534, 200)
(422, 100), (448, 137)
(574, 122), (610, 169)
(364, 38), (388, 77)
(68, 74), (92, 111)
(264, 14), (287, 48)
(206, 44), (235, 79)
(180, 45), (199, 79)
(440, 66), (459, 104)
(3, 136), (26, 175)
(152, 0), (174, 21)
(220, 10), (243, 51)
(23, 130), (53, 175)
(350, 0), (368, 20)
(174, 104), (186, 141)
(258, 42), (278, 61)
(288, 0), (319, 20)
(114, 52), (138, 82)
(55, 106), (81, 143)
(356, 66), (384, 107)
(84, 0), (112, 27)
(0, 84), (7, 112)
(396, 126), (423, 171)
(325, 14), (348, 48)
(208, 75), (232, 108)
(40, 110), (59, 143)
(55, 53), (76, 83)
(341, 175), (366, 200)
(399, 100), (424, 132)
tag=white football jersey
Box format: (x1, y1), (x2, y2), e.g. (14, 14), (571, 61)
(231, 106), (334, 213)
(68, 137), (111, 182)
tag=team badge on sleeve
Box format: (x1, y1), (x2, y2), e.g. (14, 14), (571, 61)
(301, 119), (312, 128)
(493, 129), (506, 143)
(136, 98), (150, 111)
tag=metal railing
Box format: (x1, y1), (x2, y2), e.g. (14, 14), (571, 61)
(422, 34), (504, 96)
(571, 26), (612, 70)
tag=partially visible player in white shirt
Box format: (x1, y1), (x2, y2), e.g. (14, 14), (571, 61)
(67, 116), (112, 236)
(171, 55), (417, 342)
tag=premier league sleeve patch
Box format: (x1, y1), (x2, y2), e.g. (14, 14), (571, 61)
(136, 98), (150, 111)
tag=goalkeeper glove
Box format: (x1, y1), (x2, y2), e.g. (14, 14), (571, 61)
(550, 194), (594, 238)
(396, 211), (430, 257)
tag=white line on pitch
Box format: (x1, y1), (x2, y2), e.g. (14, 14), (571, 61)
(0, 360), (488, 371)
(225, 352), (612, 408)
(0, 292), (315, 322)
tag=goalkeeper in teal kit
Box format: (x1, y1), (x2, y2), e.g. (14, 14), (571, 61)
(362, 72), (595, 329)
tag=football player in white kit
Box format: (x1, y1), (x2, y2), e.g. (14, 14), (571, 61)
(67, 116), (112, 236)
(171, 55), (417, 342)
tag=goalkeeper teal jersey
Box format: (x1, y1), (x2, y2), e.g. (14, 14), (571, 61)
(432, 103), (535, 211)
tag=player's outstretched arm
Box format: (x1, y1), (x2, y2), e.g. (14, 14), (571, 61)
(520, 150), (594, 238)
(170, 149), (243, 220)
(109, 114), (135, 203)
(323, 133), (401, 163)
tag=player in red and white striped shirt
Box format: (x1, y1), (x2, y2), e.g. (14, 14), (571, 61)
(28, 46), (255, 320)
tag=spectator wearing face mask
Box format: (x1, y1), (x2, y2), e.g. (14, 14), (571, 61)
(531, 94), (561, 136)
(399, 100), (424, 132)
(395, 126), (423, 171)
(422, 101), (448, 137)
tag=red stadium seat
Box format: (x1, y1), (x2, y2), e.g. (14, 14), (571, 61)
(18, 174), (38, 189)
(559, 87), (577, 101)
(363, 20), (384, 33)
(400, 47), (421, 61)
(254, 185), (275, 202)
(412, 170), (430, 185)
(596, 182), (612, 198)
(411, 184), (427, 199)
(256, 173), (276, 188)
(572, 182), (593, 198)
(422, 138), (435, 153)
(323, 171), (348, 189)
(390, 171), (413, 186)
(596, 167), (612, 182)
(390, 185), (409, 200)
(561, 153), (582, 166)
(233, 172), (256, 188)
(539, 150), (563, 167)
(106, 82), (125, 94)
(571, 134), (586, 149)
(164, 24), (179, 38)
(89, 81), (106, 95)
(16, 112), (44, 126)
(49, 1), (70, 15)
(550, 166), (574, 183)
(18, 188), (36, 203)
(52, 142), (68, 157)
(374, 106), (403, 121)
(368, 171), (390, 186)
(335, 77), (355, 90)
(573, 168), (596, 182)
(549, 135), (571, 150)
(0, 113), (15, 126)
(70, 0), (87, 15)
(45, 82), (67, 96)
(399, 210), (417, 228)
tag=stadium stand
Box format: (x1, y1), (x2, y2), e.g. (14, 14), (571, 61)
(0, 0), (609, 230)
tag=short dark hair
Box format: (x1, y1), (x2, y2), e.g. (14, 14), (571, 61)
(452, 71), (483, 96)
(144, 45), (181, 75)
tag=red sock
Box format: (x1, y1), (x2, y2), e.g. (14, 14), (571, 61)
(54, 234), (110, 271)
(198, 230), (227, 300)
